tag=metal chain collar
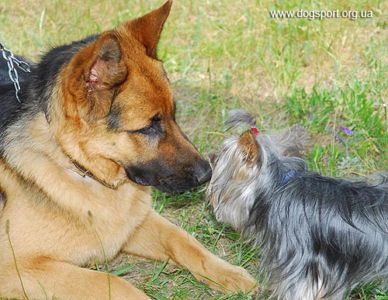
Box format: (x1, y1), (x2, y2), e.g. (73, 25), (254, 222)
(0, 42), (31, 103)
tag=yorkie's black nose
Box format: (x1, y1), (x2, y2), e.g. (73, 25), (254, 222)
(195, 160), (212, 184)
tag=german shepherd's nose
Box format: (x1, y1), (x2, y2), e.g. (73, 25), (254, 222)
(194, 159), (212, 184)
(124, 156), (212, 194)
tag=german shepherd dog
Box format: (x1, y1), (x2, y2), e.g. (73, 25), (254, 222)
(0, 2), (256, 299)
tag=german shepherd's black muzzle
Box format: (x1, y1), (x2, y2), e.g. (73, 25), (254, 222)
(125, 158), (212, 194)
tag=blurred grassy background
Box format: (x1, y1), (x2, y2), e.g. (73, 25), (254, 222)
(0, 0), (387, 299)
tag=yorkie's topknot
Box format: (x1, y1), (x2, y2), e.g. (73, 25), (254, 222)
(226, 109), (257, 128)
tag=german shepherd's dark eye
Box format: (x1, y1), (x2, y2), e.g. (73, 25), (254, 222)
(129, 114), (162, 136)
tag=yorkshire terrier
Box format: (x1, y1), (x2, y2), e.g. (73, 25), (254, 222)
(207, 110), (388, 300)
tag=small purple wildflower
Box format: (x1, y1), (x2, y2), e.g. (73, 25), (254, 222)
(339, 126), (353, 136)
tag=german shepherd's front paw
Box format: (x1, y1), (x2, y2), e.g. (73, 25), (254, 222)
(220, 264), (257, 293)
(195, 262), (257, 294)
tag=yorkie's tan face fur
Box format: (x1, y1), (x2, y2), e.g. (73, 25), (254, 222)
(207, 130), (262, 231)
(207, 124), (310, 232)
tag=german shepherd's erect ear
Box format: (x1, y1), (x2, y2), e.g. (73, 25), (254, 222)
(82, 0), (172, 120)
(84, 37), (126, 118)
(53, 0), (211, 192)
(59, 1), (172, 121)
(125, 0), (172, 59)
(77, 34), (127, 121)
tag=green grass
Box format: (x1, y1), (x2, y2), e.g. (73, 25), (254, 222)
(284, 80), (387, 175)
(1, 0), (387, 299)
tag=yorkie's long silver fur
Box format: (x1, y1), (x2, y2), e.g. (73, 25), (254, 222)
(207, 110), (388, 300)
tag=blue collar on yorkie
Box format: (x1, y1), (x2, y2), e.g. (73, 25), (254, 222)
(282, 169), (298, 184)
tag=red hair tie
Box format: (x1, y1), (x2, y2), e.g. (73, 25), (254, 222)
(251, 127), (259, 136)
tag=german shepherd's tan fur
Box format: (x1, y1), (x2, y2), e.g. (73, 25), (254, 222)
(0, 1), (256, 299)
